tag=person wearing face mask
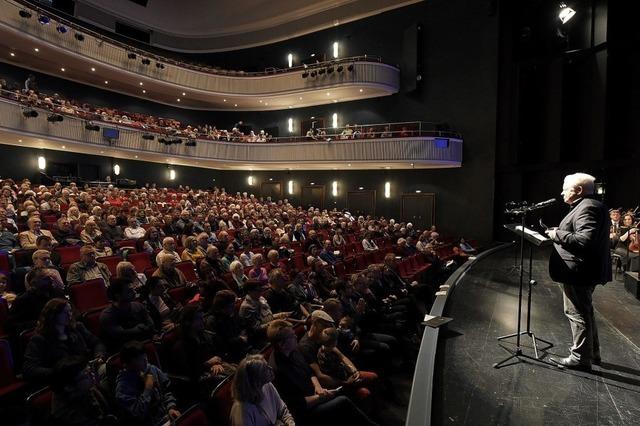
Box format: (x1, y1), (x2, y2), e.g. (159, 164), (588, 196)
(66, 245), (112, 286)
(23, 298), (106, 384)
(49, 356), (116, 426)
(100, 278), (155, 352)
(115, 341), (181, 425)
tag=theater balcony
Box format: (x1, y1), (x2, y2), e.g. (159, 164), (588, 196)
(0, 96), (463, 171)
(0, 0), (400, 110)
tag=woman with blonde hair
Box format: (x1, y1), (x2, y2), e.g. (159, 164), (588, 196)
(230, 354), (295, 426)
(181, 235), (204, 265)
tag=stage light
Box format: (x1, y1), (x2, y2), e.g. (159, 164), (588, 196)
(47, 114), (64, 122)
(141, 58), (151, 65)
(19, 10), (32, 19)
(332, 113), (338, 128)
(38, 156), (46, 170)
(288, 180), (294, 195)
(384, 182), (391, 198)
(38, 15), (50, 25)
(169, 169), (176, 180)
(74, 33), (85, 41)
(302, 71), (309, 78)
(248, 176), (254, 186)
(559, 3), (576, 24)
(347, 64), (354, 72)
(56, 25), (67, 34)
(337, 65), (344, 72)
(127, 52), (137, 60)
(332, 181), (338, 196)
(332, 42), (339, 59)
(113, 164), (120, 176)
(288, 118), (293, 133)
(23, 109), (38, 118)
(142, 133), (155, 140)
(287, 53), (293, 68)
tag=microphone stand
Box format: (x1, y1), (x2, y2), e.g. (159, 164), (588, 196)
(494, 204), (556, 369)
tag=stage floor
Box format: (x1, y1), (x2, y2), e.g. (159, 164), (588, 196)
(433, 246), (640, 425)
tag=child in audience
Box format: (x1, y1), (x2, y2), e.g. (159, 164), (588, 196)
(318, 327), (358, 382)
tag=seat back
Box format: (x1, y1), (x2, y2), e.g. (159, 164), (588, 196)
(80, 307), (105, 338)
(26, 386), (53, 426)
(97, 255), (123, 276)
(54, 246), (81, 264)
(0, 253), (10, 272)
(176, 261), (198, 283)
(0, 339), (18, 387)
(69, 279), (109, 313)
(167, 286), (187, 304)
(175, 404), (209, 426)
(209, 376), (234, 426)
(127, 252), (152, 273)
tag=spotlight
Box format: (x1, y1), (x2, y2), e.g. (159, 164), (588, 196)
(85, 122), (100, 131)
(74, 33), (85, 41)
(22, 109), (38, 118)
(38, 15), (50, 25)
(47, 113), (64, 122)
(558, 3), (576, 24)
(56, 25), (67, 34)
(337, 65), (344, 72)
(318, 68), (326, 75)
(347, 64), (354, 72)
(302, 71), (309, 78)
(142, 133), (155, 140)
(327, 66), (334, 74)
(155, 62), (164, 69)
(19, 10), (32, 19)
(141, 58), (151, 65)
(310, 70), (317, 77)
(127, 52), (137, 60)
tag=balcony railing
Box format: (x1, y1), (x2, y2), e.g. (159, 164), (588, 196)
(0, 97), (463, 168)
(2, 0), (400, 97)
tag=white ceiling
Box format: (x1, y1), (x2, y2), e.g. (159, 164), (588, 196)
(74, 0), (423, 52)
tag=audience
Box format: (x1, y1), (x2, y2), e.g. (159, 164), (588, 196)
(66, 245), (112, 286)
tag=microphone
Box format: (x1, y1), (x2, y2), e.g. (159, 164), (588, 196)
(533, 198), (557, 208)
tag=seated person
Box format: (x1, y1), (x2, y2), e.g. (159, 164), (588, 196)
(459, 237), (477, 254)
(142, 227), (163, 253)
(264, 268), (307, 317)
(247, 253), (269, 284)
(66, 245), (112, 286)
(266, 320), (377, 426)
(100, 278), (155, 352)
(154, 237), (181, 266)
(19, 216), (58, 249)
(50, 356), (115, 426)
(220, 243), (239, 272)
(116, 261), (147, 292)
(239, 280), (290, 347)
(230, 354), (295, 426)
(152, 253), (186, 288)
(319, 240), (339, 265)
(80, 220), (102, 245)
(115, 341), (181, 425)
(0, 211), (19, 253)
(9, 269), (65, 334)
(170, 305), (235, 397)
(25, 249), (64, 291)
(143, 277), (181, 332)
(230, 260), (249, 292)
(199, 245), (226, 278)
(332, 228), (347, 249)
(52, 217), (81, 246)
(361, 233), (379, 251)
(181, 235), (204, 265)
(94, 235), (114, 257)
(101, 215), (124, 244)
(23, 298), (106, 384)
(206, 289), (250, 362)
(124, 217), (146, 240)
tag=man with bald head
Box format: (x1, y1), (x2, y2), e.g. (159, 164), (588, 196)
(546, 173), (611, 370)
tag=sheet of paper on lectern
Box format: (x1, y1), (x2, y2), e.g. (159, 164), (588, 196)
(515, 225), (548, 242)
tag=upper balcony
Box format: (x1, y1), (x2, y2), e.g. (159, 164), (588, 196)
(0, 0), (400, 110)
(0, 96), (463, 171)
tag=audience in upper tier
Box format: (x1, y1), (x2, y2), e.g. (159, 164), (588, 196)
(1, 73), (423, 144)
(0, 176), (478, 425)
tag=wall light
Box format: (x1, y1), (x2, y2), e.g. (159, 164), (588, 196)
(558, 3), (576, 24)
(384, 182), (391, 198)
(288, 118), (294, 133)
(37, 156), (46, 170)
(169, 169), (176, 180)
(288, 180), (294, 195)
(113, 164), (120, 176)
(332, 113), (338, 128)
(287, 53), (293, 68)
(248, 176), (254, 186)
(332, 181), (338, 197)
(332, 42), (339, 59)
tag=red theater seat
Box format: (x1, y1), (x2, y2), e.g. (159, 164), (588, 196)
(97, 255), (123, 276)
(26, 386), (53, 426)
(209, 376), (234, 426)
(127, 252), (152, 273)
(176, 261), (198, 283)
(175, 404), (209, 426)
(0, 339), (26, 399)
(54, 246), (81, 264)
(69, 279), (109, 313)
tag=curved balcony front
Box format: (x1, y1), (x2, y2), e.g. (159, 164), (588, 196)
(0, 98), (462, 171)
(0, 0), (400, 110)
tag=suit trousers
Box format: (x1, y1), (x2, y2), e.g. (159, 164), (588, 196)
(562, 283), (600, 363)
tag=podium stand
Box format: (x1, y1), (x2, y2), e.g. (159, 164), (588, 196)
(493, 220), (556, 369)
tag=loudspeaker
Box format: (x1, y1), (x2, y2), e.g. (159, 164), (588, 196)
(402, 23), (424, 93)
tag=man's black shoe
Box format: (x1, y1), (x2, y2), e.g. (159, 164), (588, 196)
(550, 356), (592, 371)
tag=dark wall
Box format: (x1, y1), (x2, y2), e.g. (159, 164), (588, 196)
(0, 0), (499, 243)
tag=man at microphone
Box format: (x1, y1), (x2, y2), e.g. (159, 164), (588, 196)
(545, 173), (611, 370)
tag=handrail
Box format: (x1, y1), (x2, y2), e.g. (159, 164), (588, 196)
(2, 88), (463, 143)
(405, 243), (512, 426)
(9, 0), (385, 77)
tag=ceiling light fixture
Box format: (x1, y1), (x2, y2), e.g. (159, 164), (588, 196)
(10, 52), (15, 57)
(91, 67), (96, 72)
(34, 48), (39, 52)
(559, 3), (576, 24)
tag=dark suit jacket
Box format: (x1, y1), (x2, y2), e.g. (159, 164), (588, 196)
(549, 196), (612, 286)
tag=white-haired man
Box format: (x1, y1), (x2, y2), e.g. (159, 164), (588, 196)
(546, 173), (611, 370)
